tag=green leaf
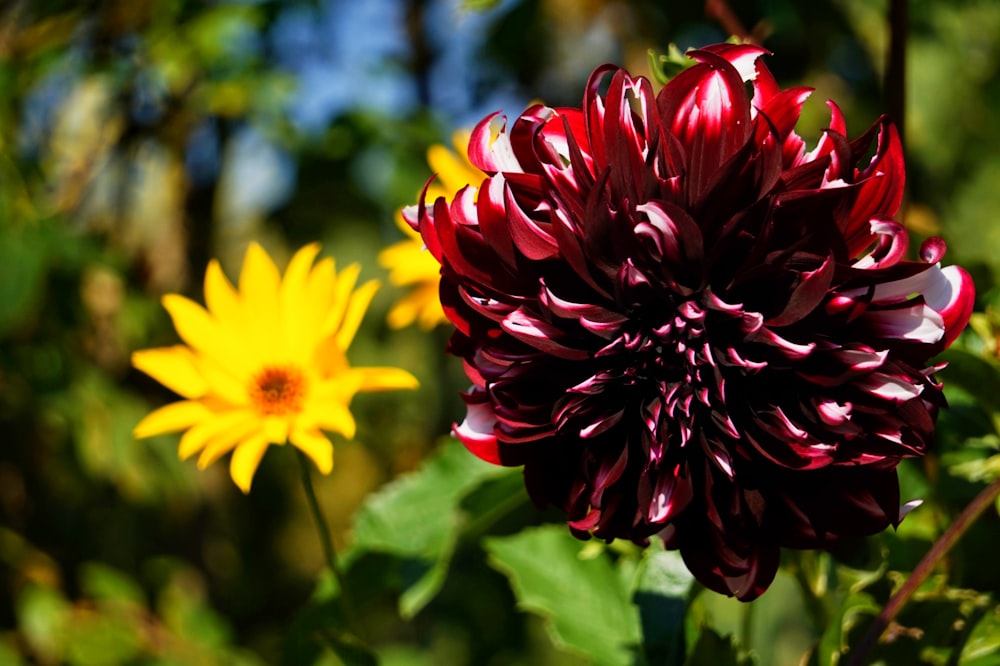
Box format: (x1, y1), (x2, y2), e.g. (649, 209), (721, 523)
(16, 584), (70, 662)
(815, 591), (880, 666)
(63, 612), (144, 666)
(647, 44), (693, 85)
(485, 525), (641, 666)
(684, 627), (753, 666)
(79, 562), (145, 605)
(632, 547), (694, 664)
(349, 438), (513, 617)
(0, 225), (49, 336)
(937, 349), (1000, 418)
(319, 629), (378, 666)
(959, 605), (1000, 666)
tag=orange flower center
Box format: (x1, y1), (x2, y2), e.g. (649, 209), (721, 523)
(249, 366), (306, 416)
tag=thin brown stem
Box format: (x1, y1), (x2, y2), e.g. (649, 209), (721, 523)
(704, 0), (751, 43)
(886, 0), (908, 151)
(297, 450), (367, 641)
(846, 477), (1000, 666)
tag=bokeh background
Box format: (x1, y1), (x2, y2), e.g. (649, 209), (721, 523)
(2, 1), (1000, 664)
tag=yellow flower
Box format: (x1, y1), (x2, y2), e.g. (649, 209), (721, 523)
(132, 242), (419, 493)
(379, 130), (483, 329)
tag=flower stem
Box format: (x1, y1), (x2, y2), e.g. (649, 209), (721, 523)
(847, 477), (1000, 666)
(789, 550), (830, 632)
(296, 450), (365, 639)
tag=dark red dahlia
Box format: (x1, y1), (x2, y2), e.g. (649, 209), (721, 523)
(407, 44), (974, 600)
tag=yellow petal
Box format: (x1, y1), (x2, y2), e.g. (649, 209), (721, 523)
(304, 399), (357, 439)
(290, 426), (334, 474)
(262, 416), (289, 444)
(350, 367), (420, 392)
(196, 358), (250, 406)
(133, 400), (213, 439)
(378, 240), (440, 286)
(204, 259), (241, 324)
(239, 242), (281, 359)
(321, 263), (361, 338)
(230, 435), (272, 493)
(428, 131), (480, 192)
(196, 418), (262, 469)
(280, 243), (322, 362)
(162, 294), (252, 380)
(386, 296), (420, 330)
(301, 257), (336, 345)
(333, 278), (380, 351)
(312, 336), (350, 378)
(178, 409), (257, 460)
(132, 346), (207, 398)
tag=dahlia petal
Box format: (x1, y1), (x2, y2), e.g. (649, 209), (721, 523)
(929, 265), (975, 348)
(659, 49), (753, 200)
(648, 465), (692, 523)
(230, 435), (272, 494)
(853, 218), (908, 269)
(919, 237), (947, 264)
(858, 372), (924, 402)
(454, 393), (503, 465)
(800, 100), (847, 165)
(540, 282), (626, 336)
(696, 43), (770, 82)
(503, 180), (560, 260)
(814, 399), (852, 426)
(133, 400), (213, 439)
(765, 254), (835, 326)
(469, 112), (521, 173)
(478, 177), (518, 266)
(500, 308), (590, 359)
(865, 303), (944, 344)
(753, 328), (815, 359)
(579, 409), (624, 438)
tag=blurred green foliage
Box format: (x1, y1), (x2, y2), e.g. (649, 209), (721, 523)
(2, 0), (1000, 664)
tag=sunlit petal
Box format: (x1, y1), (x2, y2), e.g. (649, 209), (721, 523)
(132, 346), (207, 398)
(334, 278), (380, 350)
(290, 426), (334, 474)
(178, 409), (257, 460)
(349, 367), (420, 392)
(204, 259), (241, 324)
(196, 418), (263, 470)
(230, 435), (272, 494)
(133, 400), (214, 438)
(162, 294), (251, 380)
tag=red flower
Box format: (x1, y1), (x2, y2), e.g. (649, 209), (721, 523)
(408, 44), (974, 600)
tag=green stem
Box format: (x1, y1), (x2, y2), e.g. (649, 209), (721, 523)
(790, 550), (830, 632)
(846, 477), (1000, 666)
(740, 598), (755, 652)
(296, 450), (366, 640)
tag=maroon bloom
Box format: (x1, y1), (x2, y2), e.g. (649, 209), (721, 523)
(407, 45), (974, 600)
